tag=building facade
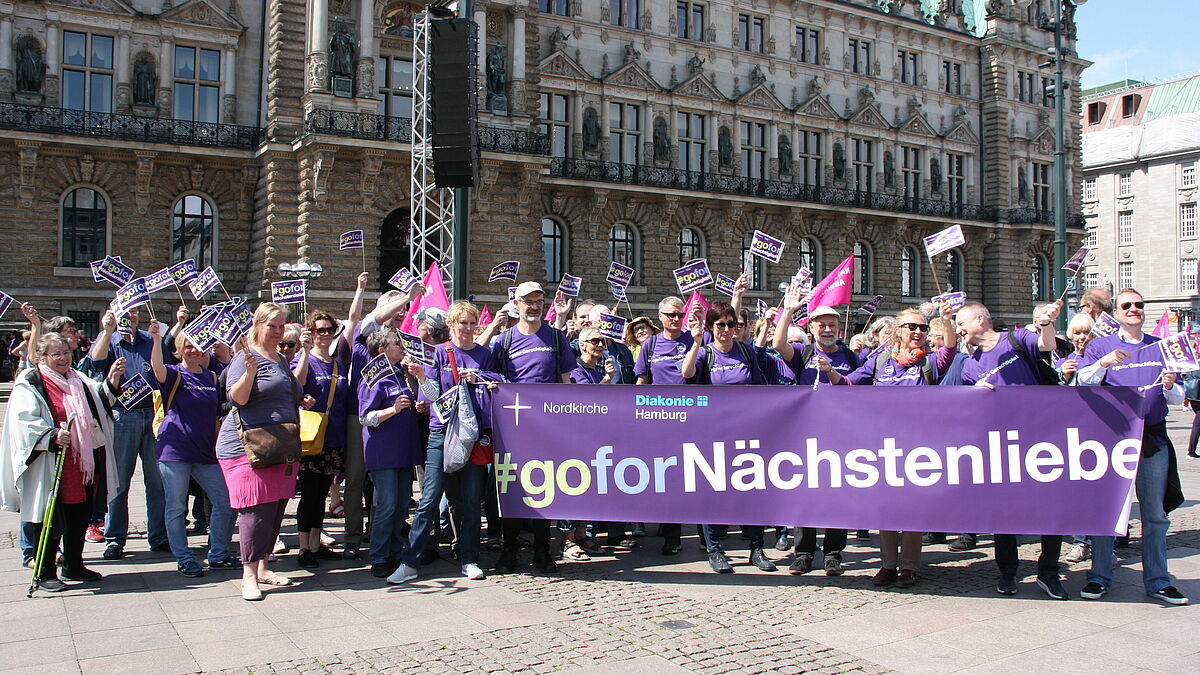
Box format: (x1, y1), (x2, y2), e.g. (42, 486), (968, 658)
(0, 0), (1087, 338)
(1080, 75), (1200, 328)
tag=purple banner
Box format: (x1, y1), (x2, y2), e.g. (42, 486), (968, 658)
(606, 262), (635, 288)
(398, 330), (436, 367)
(558, 273), (582, 297)
(0, 290), (12, 318)
(182, 310), (219, 351)
(112, 278), (150, 314)
(339, 230), (365, 250)
(116, 373), (154, 409)
(271, 279), (307, 305)
(95, 256), (136, 287)
(188, 266), (220, 300)
(491, 384), (1144, 536)
(609, 282), (627, 303)
(169, 259), (199, 285)
(673, 259), (713, 294)
(923, 224), (966, 258)
(714, 274), (737, 297)
(932, 291), (966, 311)
(1093, 312), (1120, 338)
(1159, 333), (1200, 372)
(1063, 246), (1090, 273)
(362, 352), (397, 389)
(389, 268), (418, 292)
(489, 261), (520, 283)
(596, 312), (626, 340)
(858, 295), (884, 315)
(748, 230), (785, 264)
(145, 267), (175, 293)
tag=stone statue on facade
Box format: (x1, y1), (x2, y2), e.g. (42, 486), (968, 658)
(687, 54), (705, 75)
(833, 142), (846, 180)
(718, 128), (733, 168)
(931, 157), (943, 192)
(133, 54), (158, 105)
(653, 117), (671, 162)
(778, 134), (793, 175)
(884, 150), (895, 188)
(582, 107), (601, 153)
(1018, 168), (1029, 202)
(330, 28), (355, 77)
(486, 44), (508, 95)
(15, 36), (45, 93)
(623, 42), (641, 65)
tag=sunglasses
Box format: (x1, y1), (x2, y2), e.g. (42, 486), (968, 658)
(1120, 301), (1145, 310)
(660, 312), (684, 319)
(583, 338), (606, 346)
(278, 342), (297, 349)
(313, 326), (339, 335)
(713, 321), (737, 329)
(899, 322), (930, 332)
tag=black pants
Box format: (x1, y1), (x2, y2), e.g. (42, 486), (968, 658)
(88, 449), (108, 526)
(1188, 405), (1200, 456)
(994, 534), (1062, 576)
(296, 470), (334, 534)
(38, 495), (91, 580)
(794, 528), (848, 556)
(502, 518), (550, 553)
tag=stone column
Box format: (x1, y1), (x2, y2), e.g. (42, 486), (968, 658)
(355, 0), (376, 98)
(222, 45), (237, 122)
(308, 0), (330, 92)
(45, 22), (61, 102)
(767, 123), (779, 180)
(732, 117), (743, 176)
(474, 4), (487, 110)
(116, 31), (131, 113)
(0, 18), (13, 102)
(509, 5), (526, 115)
(158, 38), (174, 118)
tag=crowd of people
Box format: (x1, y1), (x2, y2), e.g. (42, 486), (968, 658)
(0, 273), (1190, 606)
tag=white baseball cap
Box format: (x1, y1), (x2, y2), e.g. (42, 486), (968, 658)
(513, 281), (545, 299)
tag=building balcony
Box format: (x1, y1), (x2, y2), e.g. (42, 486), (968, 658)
(478, 126), (550, 155)
(303, 110), (550, 156)
(1008, 207), (1087, 228)
(0, 102), (261, 150)
(549, 158), (1000, 222)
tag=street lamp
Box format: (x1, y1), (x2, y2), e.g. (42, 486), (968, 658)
(277, 261), (325, 280)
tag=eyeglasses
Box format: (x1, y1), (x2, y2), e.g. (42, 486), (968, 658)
(518, 298), (544, 306)
(583, 338), (606, 346)
(660, 312), (684, 319)
(279, 342), (297, 349)
(713, 321), (737, 329)
(1120, 301), (1145, 310)
(736, 322), (746, 328)
(313, 326), (338, 335)
(898, 322), (930, 332)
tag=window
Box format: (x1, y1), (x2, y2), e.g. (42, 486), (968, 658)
(1087, 101), (1107, 125)
(1118, 261), (1134, 289)
(537, 92), (570, 158)
(901, 146), (921, 201)
(1031, 255), (1048, 301)
(897, 50), (919, 86)
(852, 138), (874, 193)
(795, 26), (820, 64)
(1183, 259), (1198, 294)
(1083, 177), (1097, 201)
(377, 55), (413, 118)
(1182, 163), (1196, 188)
(1181, 203), (1197, 239)
(798, 237), (820, 277)
(1118, 172), (1132, 196)
(62, 31), (113, 113)
(738, 13), (765, 53)
(60, 187), (108, 267)
(172, 195), (216, 268)
(797, 130), (822, 186)
(1121, 94), (1140, 118)
(943, 60), (962, 95)
(608, 223), (638, 283)
(1032, 162), (1051, 211)
(173, 46), (221, 122)
(741, 234), (765, 290)
(1017, 71), (1037, 103)
(1084, 226), (1097, 248)
(852, 242), (870, 295)
(849, 38), (872, 75)
(947, 153), (966, 206)
(541, 217), (565, 282)
(676, 1), (705, 40)
(678, 227), (704, 268)
(1118, 211), (1134, 245)
(609, 102), (641, 164)
(614, 0), (641, 28)
(677, 112), (706, 172)
(901, 246), (920, 297)
(538, 0), (568, 15)
(945, 249), (964, 292)
(1085, 271), (1099, 290)
(740, 121), (766, 179)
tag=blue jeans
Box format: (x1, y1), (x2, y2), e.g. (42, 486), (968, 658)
(1088, 443), (1172, 594)
(369, 467), (414, 566)
(402, 430), (486, 566)
(703, 525), (764, 552)
(105, 408), (166, 548)
(20, 521), (38, 563)
(158, 461), (233, 565)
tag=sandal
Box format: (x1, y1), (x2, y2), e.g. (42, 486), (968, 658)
(327, 503), (345, 518)
(257, 574), (294, 586)
(561, 543), (590, 561)
(577, 537), (605, 556)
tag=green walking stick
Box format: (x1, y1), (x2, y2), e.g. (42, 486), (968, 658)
(27, 419), (70, 598)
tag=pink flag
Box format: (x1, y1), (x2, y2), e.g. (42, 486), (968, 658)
(398, 261), (449, 333)
(544, 303), (557, 323)
(682, 289), (710, 327)
(1150, 310), (1171, 338)
(777, 254), (855, 325)
(479, 304), (492, 326)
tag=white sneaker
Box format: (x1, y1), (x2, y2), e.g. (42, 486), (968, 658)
(386, 563), (418, 585)
(1065, 543), (1091, 563)
(462, 563), (486, 580)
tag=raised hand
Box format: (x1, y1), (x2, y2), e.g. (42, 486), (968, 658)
(107, 357), (127, 387)
(100, 310), (117, 334)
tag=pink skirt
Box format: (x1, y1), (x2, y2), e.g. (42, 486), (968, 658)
(219, 455), (298, 510)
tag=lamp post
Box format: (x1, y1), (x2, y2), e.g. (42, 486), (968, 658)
(277, 261), (325, 281)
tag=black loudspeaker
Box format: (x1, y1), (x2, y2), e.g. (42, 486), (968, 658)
(430, 18), (478, 188)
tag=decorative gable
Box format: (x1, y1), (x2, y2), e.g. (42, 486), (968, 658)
(160, 0), (244, 31)
(673, 72), (724, 101)
(603, 61), (660, 90)
(737, 84), (785, 111)
(1030, 126), (1056, 155)
(899, 114), (938, 138)
(796, 94), (840, 121)
(47, 0), (137, 15)
(849, 103), (892, 130)
(943, 121), (979, 145)
(539, 51), (593, 80)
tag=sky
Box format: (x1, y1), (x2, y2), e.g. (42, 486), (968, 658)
(1076, 0), (1200, 89)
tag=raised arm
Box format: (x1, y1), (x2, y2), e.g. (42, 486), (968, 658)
(344, 272), (369, 352)
(772, 284), (804, 363)
(148, 321), (167, 384)
(678, 306), (706, 380)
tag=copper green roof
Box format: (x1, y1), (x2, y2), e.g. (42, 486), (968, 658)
(1142, 74), (1200, 122)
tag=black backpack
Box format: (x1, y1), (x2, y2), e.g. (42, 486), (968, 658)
(689, 341), (764, 385)
(1006, 331), (1062, 386)
(796, 343), (860, 384)
(494, 325), (564, 381)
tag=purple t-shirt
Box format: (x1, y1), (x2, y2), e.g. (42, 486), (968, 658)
(293, 354), (351, 444)
(791, 344), (858, 386)
(960, 330), (1043, 386)
(357, 376), (422, 471)
(493, 323), (577, 384)
(759, 349), (796, 385)
(634, 332), (695, 384)
(846, 346), (954, 386)
(701, 343), (755, 385)
(569, 363), (606, 384)
(1081, 332), (1169, 425)
(216, 349), (302, 460)
(156, 365), (220, 464)
(421, 342), (500, 431)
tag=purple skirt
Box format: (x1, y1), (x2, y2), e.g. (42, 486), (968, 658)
(219, 455), (297, 510)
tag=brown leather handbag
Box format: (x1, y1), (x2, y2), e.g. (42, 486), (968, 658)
(234, 352), (302, 475)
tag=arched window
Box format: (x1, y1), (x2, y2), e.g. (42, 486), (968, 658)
(945, 249), (964, 292)
(172, 195), (216, 268)
(541, 217), (565, 282)
(678, 227), (704, 268)
(60, 187), (108, 267)
(741, 234), (765, 290)
(377, 206), (411, 291)
(798, 236), (821, 278)
(608, 223), (638, 283)
(1031, 255), (1049, 302)
(853, 241), (871, 295)
(901, 246), (920, 298)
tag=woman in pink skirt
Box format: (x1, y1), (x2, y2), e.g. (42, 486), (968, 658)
(217, 303), (313, 601)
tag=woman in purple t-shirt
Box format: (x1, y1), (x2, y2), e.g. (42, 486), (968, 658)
(150, 323), (235, 578)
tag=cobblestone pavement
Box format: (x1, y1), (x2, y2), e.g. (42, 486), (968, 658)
(2, 390), (1199, 674)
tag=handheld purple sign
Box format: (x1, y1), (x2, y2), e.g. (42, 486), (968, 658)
(339, 230), (364, 250)
(113, 278), (150, 315)
(792, 302), (810, 325)
(756, 299), (768, 318)
(96, 256), (136, 287)
(714, 273), (737, 297)
(558, 273), (582, 297)
(673, 259), (714, 295)
(116, 373), (154, 409)
(270, 279), (307, 305)
(1092, 312), (1120, 338)
(858, 295), (884, 314)
(432, 388), (459, 426)
(232, 301), (253, 333)
(211, 310), (244, 347)
(792, 267), (813, 286)
(748, 230), (786, 264)
(923, 224), (966, 258)
(606, 262), (635, 288)
(188, 266), (220, 300)
(0, 290), (12, 317)
(145, 267), (175, 293)
(1159, 333), (1200, 373)
(608, 282), (627, 303)
(489, 261), (520, 283)
(361, 352), (396, 389)
(388, 268), (417, 292)
(508, 286), (518, 302)
(398, 330), (436, 367)
(932, 291), (966, 311)
(1063, 246), (1090, 273)
(168, 259), (199, 285)
(182, 312), (218, 351)
(596, 312), (626, 340)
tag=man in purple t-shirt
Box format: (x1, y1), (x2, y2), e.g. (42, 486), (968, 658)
(634, 296), (695, 385)
(491, 281), (576, 574)
(955, 300), (1072, 600)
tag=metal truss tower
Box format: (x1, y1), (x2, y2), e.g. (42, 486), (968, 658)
(409, 11), (455, 296)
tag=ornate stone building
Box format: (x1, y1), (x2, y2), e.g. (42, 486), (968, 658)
(0, 0), (1087, 337)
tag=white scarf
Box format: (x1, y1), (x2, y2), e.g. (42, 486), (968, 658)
(37, 365), (97, 484)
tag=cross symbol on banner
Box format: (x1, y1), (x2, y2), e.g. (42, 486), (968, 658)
(503, 392), (532, 426)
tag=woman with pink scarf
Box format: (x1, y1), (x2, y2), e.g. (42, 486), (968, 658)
(0, 333), (124, 592)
